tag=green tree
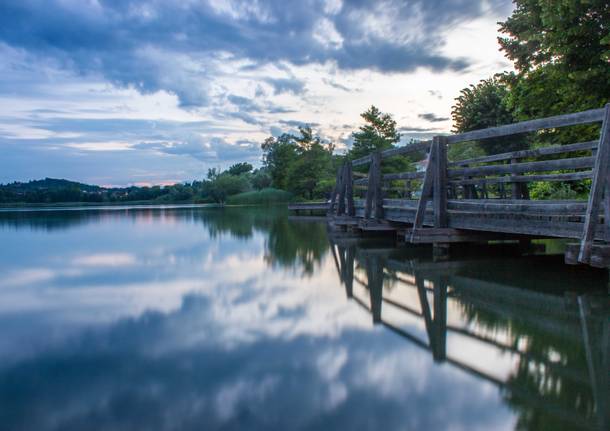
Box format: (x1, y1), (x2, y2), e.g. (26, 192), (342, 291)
(226, 162), (253, 176)
(286, 127), (334, 200)
(452, 76), (528, 156)
(498, 0), (610, 130)
(250, 168), (272, 190)
(261, 134), (298, 190)
(206, 174), (249, 204)
(349, 105), (400, 160)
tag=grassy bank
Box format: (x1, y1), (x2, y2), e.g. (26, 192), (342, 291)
(226, 188), (293, 205)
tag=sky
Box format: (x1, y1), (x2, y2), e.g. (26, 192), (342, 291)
(0, 0), (515, 186)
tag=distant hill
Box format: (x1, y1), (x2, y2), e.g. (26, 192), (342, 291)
(2, 178), (103, 193)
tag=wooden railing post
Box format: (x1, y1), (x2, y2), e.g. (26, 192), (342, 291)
(579, 104), (610, 263)
(374, 152), (384, 219)
(337, 163), (347, 215)
(365, 151), (382, 219)
(328, 163), (343, 215)
(345, 162), (355, 216)
(433, 136), (448, 228)
(411, 145), (436, 239)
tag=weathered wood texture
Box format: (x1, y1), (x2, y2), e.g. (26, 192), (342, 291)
(446, 108), (604, 144)
(364, 152), (383, 219)
(352, 140), (431, 166)
(325, 106), (610, 267)
(579, 104), (610, 263)
(449, 140), (598, 167)
(433, 136), (448, 227)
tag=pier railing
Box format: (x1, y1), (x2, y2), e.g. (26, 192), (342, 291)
(329, 104), (610, 266)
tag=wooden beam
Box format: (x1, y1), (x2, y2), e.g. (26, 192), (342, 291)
(433, 136), (448, 228)
(337, 163), (347, 215)
(328, 164), (343, 215)
(351, 140), (431, 166)
(449, 140), (598, 167)
(447, 199), (588, 215)
(449, 171), (592, 185)
(364, 156), (375, 218)
(446, 108), (605, 144)
(448, 156), (594, 178)
(580, 104), (610, 263)
(373, 152), (384, 219)
(382, 171), (425, 181)
(345, 162), (355, 216)
(411, 145), (436, 240)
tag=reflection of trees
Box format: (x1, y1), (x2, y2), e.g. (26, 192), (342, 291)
(0, 205), (331, 277)
(264, 217), (329, 276)
(330, 238), (609, 431)
(0, 209), (102, 231)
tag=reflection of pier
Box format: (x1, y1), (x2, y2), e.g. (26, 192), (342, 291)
(329, 237), (609, 430)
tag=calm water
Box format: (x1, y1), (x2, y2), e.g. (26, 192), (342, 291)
(0, 206), (608, 431)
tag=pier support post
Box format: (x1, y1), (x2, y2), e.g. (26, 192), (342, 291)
(579, 104), (610, 263)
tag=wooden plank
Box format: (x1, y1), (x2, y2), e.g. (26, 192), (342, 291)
(433, 136), (448, 228)
(448, 156), (594, 178)
(378, 140), (431, 160)
(449, 140), (598, 167)
(447, 108), (605, 145)
(580, 104), (610, 263)
(351, 140), (432, 166)
(448, 211), (606, 239)
(411, 145), (436, 238)
(382, 171), (425, 181)
(288, 203), (329, 211)
(450, 171), (592, 185)
(447, 200), (588, 215)
(406, 227), (519, 243)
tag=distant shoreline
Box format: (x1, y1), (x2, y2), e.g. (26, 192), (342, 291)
(0, 201), (222, 210)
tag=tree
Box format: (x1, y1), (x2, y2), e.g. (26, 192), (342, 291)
(349, 105), (400, 160)
(261, 134), (298, 190)
(226, 162), (253, 176)
(498, 0), (610, 124)
(250, 168), (272, 190)
(452, 76), (528, 156)
(206, 174), (249, 204)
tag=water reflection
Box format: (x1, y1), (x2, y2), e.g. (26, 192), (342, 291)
(0, 206), (607, 430)
(329, 235), (609, 431)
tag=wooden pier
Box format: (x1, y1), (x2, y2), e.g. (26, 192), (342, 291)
(318, 105), (610, 268)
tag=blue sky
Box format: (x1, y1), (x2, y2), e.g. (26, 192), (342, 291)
(0, 0), (514, 186)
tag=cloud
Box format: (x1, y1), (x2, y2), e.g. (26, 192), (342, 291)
(418, 113), (450, 123)
(399, 126), (438, 132)
(322, 78), (358, 92)
(0, 0), (511, 107)
(228, 95), (262, 113)
(134, 136), (260, 163)
(264, 77), (306, 95)
(279, 120), (320, 128)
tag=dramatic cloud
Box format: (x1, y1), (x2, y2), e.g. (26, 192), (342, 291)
(0, 0), (511, 107)
(0, 0), (515, 185)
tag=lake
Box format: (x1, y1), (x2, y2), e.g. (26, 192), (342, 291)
(0, 205), (607, 431)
